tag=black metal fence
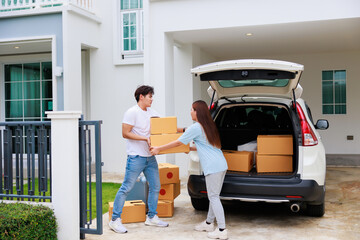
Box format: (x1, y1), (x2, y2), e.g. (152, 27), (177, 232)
(0, 121), (52, 201)
(0, 120), (104, 238)
(79, 120), (103, 238)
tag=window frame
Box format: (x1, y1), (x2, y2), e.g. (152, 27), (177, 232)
(322, 69), (347, 115)
(113, 0), (144, 65)
(120, 9), (143, 55)
(1, 56), (53, 122)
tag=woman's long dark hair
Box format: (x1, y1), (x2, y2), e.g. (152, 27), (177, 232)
(192, 100), (221, 149)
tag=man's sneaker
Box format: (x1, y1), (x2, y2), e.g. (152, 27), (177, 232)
(194, 220), (215, 232)
(145, 215), (169, 227)
(109, 218), (128, 233)
(207, 228), (228, 240)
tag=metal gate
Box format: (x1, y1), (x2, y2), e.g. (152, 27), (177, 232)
(79, 120), (103, 239)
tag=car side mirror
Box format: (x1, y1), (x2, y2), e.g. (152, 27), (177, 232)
(315, 119), (329, 130)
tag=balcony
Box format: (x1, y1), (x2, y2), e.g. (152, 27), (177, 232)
(0, 0), (95, 16)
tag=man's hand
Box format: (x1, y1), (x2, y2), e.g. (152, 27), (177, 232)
(150, 146), (160, 155)
(147, 137), (151, 147)
(122, 123), (148, 141)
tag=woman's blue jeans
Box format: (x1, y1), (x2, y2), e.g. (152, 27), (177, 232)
(111, 155), (160, 220)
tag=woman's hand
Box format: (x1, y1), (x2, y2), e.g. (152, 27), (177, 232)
(150, 146), (160, 155)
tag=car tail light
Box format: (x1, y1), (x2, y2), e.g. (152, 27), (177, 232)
(286, 195), (303, 199)
(295, 103), (318, 146)
(209, 102), (215, 110)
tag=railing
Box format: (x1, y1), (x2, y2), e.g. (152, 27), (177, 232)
(0, 121), (52, 202)
(0, 0), (94, 13)
(79, 120), (103, 238)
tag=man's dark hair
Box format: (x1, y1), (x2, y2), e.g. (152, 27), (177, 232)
(134, 85), (154, 102)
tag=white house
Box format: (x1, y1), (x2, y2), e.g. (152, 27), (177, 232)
(1, 0), (360, 181)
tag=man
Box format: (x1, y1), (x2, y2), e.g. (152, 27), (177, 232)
(109, 85), (169, 234)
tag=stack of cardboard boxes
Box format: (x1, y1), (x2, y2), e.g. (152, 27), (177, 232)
(150, 117), (183, 217)
(109, 117), (185, 223)
(109, 163), (181, 222)
(157, 163), (181, 217)
(256, 135), (293, 173)
(222, 135), (293, 174)
(149, 117), (189, 154)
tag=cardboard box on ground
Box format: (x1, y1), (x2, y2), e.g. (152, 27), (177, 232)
(109, 163), (181, 221)
(109, 201), (146, 223)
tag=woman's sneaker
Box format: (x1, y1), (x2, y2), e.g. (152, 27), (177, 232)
(194, 220), (215, 232)
(109, 218), (128, 233)
(207, 228), (228, 240)
(145, 215), (169, 227)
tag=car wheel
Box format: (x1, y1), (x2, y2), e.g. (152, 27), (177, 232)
(306, 203), (325, 217)
(190, 197), (209, 211)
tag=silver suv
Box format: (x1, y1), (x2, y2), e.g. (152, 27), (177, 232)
(187, 59), (329, 217)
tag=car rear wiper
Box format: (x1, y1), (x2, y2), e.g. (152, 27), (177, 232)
(240, 95), (247, 102)
(222, 97), (236, 103)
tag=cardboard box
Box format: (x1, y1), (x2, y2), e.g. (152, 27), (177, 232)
(109, 202), (114, 221)
(256, 153), (293, 173)
(257, 135), (293, 155)
(109, 200), (146, 223)
(157, 200), (174, 217)
(223, 150), (254, 172)
(151, 117), (177, 135)
(158, 163), (179, 184)
(159, 180), (181, 200)
(150, 133), (190, 154)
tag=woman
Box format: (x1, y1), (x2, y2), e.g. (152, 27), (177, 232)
(150, 100), (228, 240)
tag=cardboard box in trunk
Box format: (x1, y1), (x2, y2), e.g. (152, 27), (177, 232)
(150, 133), (190, 154)
(159, 180), (181, 200)
(156, 200), (174, 217)
(150, 117), (177, 135)
(158, 163), (179, 184)
(223, 150), (254, 172)
(256, 153), (293, 173)
(257, 135), (293, 155)
(108, 200), (146, 223)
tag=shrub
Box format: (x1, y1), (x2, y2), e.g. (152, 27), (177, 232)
(0, 202), (57, 240)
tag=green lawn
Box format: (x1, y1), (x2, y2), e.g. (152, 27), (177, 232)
(9, 178), (51, 202)
(87, 182), (121, 221)
(8, 180), (121, 221)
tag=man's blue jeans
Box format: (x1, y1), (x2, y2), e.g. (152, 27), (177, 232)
(111, 155), (160, 220)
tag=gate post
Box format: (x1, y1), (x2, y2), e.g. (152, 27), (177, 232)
(47, 111), (82, 240)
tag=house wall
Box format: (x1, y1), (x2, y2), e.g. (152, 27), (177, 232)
(145, 0), (360, 176)
(62, 11), (100, 112)
(88, 2), (145, 174)
(258, 50), (360, 155)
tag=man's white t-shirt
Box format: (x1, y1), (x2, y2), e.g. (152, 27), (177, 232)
(123, 105), (160, 157)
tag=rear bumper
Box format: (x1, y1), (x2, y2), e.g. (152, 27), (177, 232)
(187, 174), (325, 204)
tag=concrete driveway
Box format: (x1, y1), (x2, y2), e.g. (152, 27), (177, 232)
(84, 167), (359, 240)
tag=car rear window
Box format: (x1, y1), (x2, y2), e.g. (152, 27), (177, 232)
(218, 79), (289, 88)
(215, 105), (292, 130)
(200, 69), (294, 88)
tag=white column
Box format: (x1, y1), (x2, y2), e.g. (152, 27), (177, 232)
(47, 111), (82, 240)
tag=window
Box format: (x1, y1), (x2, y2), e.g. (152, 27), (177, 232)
(322, 70), (346, 114)
(120, 0), (143, 58)
(4, 62), (53, 121)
